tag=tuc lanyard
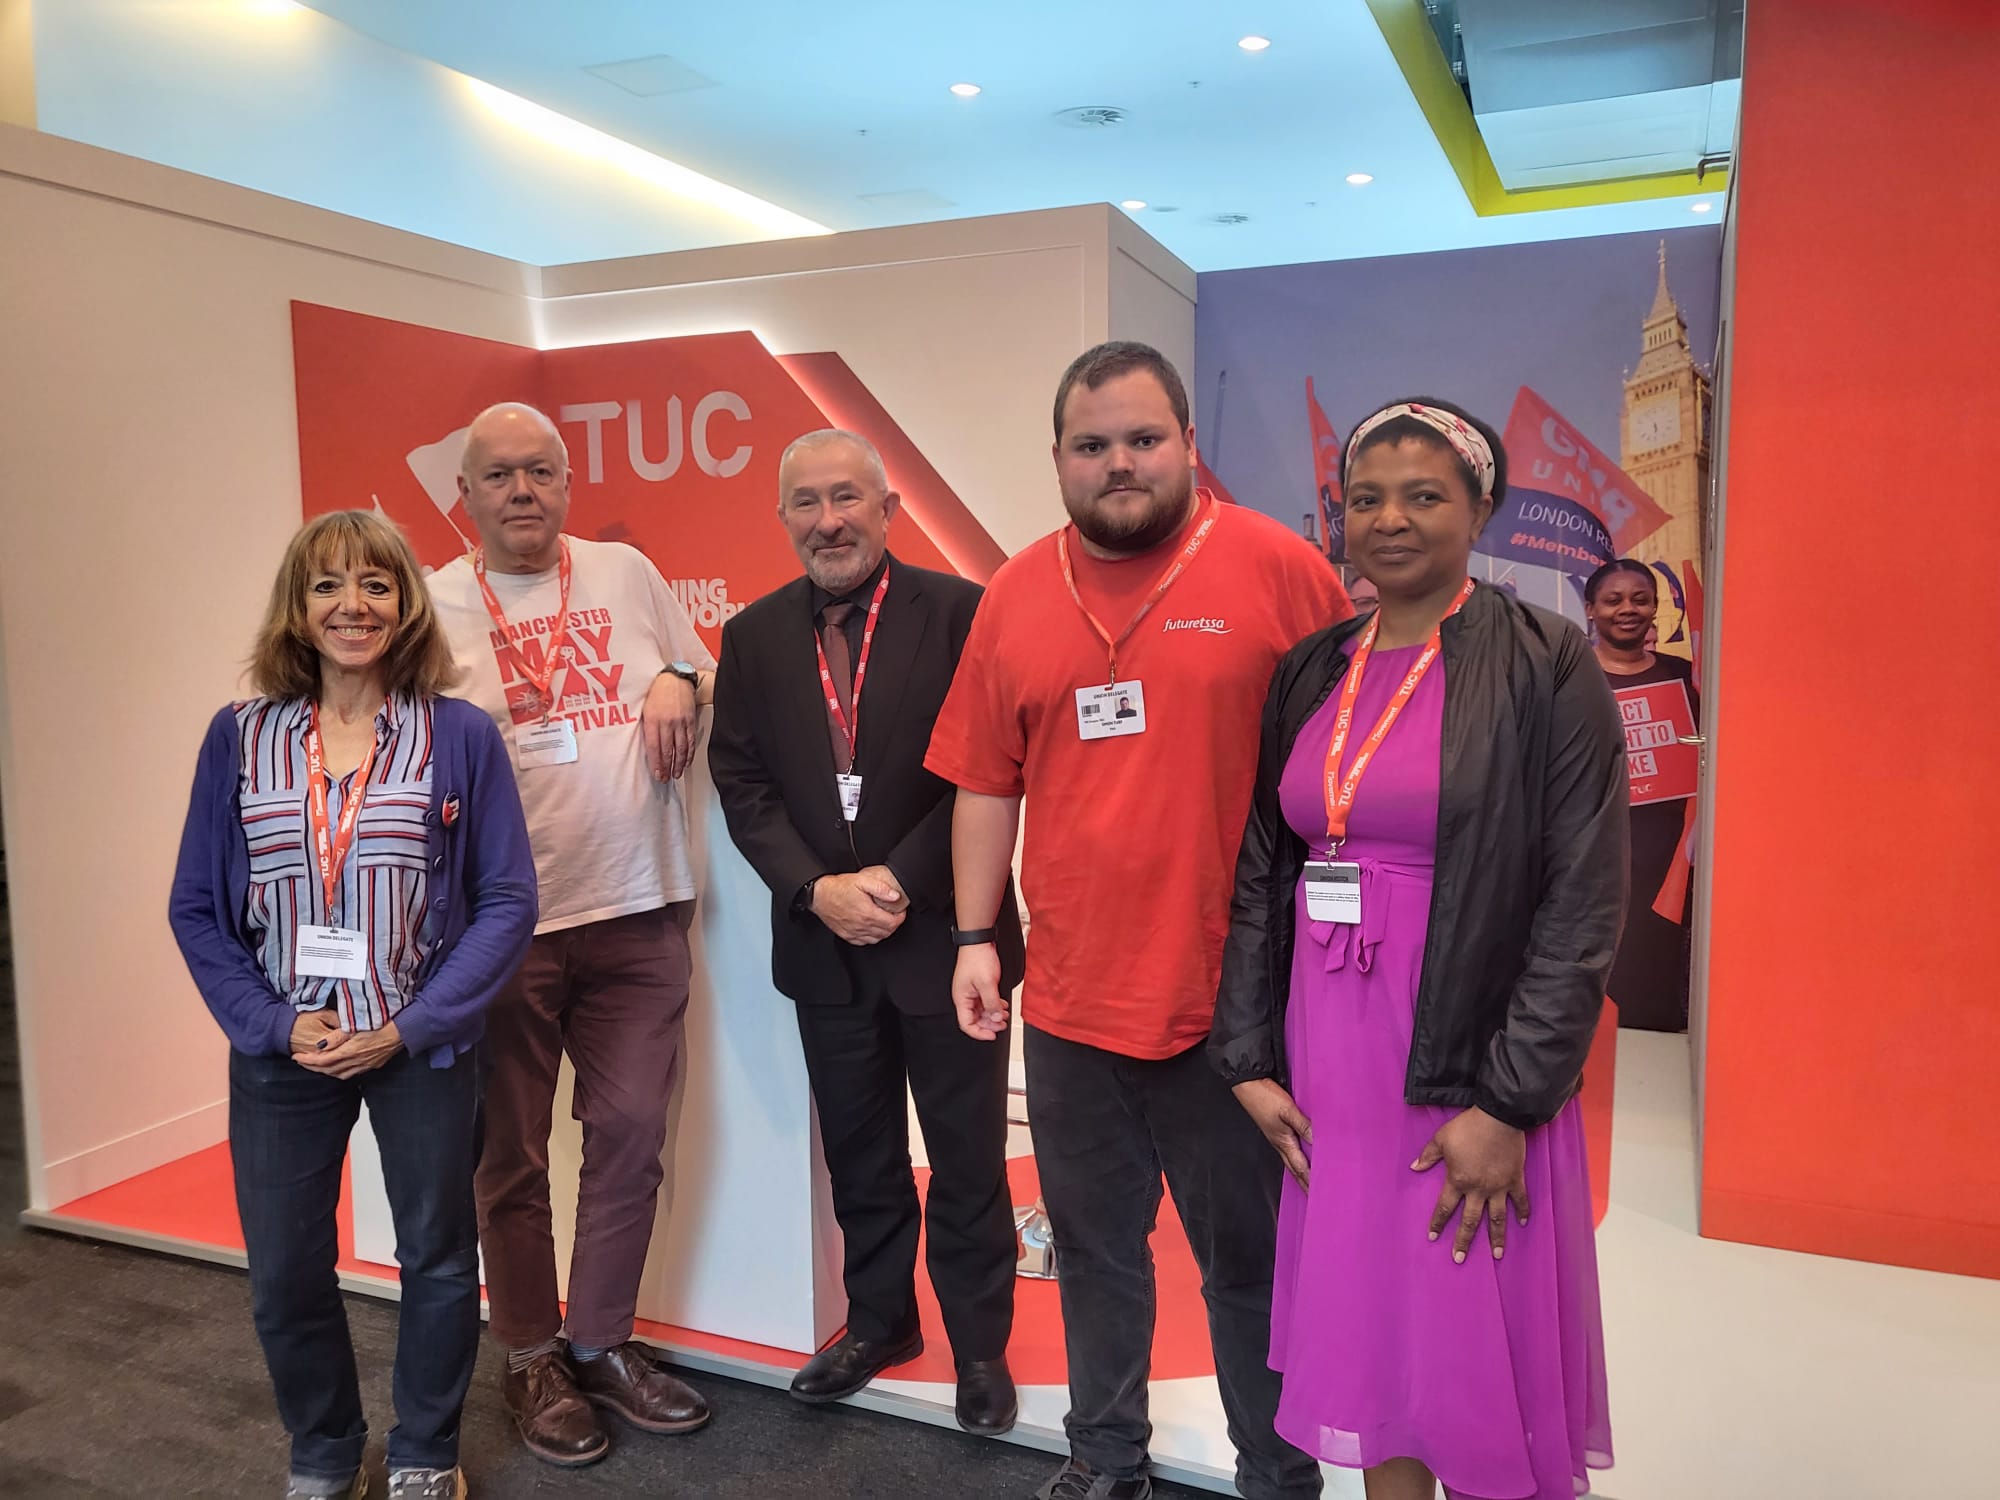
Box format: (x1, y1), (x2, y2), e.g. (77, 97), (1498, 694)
(1322, 579), (1476, 851)
(1056, 492), (1219, 686)
(814, 563), (893, 767)
(473, 538), (573, 720)
(305, 703), (383, 917)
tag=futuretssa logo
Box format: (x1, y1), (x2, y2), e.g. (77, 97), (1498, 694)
(1162, 616), (1231, 635)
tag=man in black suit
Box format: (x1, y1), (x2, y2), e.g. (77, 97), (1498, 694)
(708, 428), (1025, 1436)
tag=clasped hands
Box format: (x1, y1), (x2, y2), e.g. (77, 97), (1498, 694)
(1232, 1078), (1530, 1263)
(811, 864), (909, 945)
(289, 1010), (405, 1079)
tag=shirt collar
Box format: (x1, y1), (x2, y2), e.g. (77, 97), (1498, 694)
(291, 690), (414, 745)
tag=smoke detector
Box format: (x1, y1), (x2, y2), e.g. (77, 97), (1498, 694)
(1055, 105), (1130, 129)
(1209, 212), (1251, 225)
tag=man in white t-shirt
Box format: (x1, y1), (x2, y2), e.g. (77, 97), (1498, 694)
(427, 402), (717, 1469)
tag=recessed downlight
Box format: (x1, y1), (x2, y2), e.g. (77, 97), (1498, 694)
(1345, 172), (1375, 186)
(1238, 35), (1272, 52)
(1691, 200), (1714, 213)
(1120, 199), (1147, 210)
(950, 83), (982, 98)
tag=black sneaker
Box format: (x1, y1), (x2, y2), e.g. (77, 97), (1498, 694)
(1032, 1458), (1153, 1500)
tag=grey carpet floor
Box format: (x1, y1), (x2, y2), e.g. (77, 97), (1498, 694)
(0, 844), (1207, 1499)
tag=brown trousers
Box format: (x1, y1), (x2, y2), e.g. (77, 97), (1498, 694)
(473, 904), (691, 1349)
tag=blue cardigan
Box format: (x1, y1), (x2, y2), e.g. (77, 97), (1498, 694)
(168, 695), (538, 1068)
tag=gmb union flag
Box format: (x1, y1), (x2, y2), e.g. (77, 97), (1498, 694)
(1479, 386), (1670, 578)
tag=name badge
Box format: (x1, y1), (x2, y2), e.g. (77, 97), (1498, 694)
(1076, 679), (1147, 741)
(517, 717), (579, 768)
(295, 924), (368, 980)
(1303, 860), (1362, 925)
(837, 772), (863, 822)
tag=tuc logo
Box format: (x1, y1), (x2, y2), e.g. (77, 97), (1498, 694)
(557, 396), (754, 483)
(291, 302), (973, 654)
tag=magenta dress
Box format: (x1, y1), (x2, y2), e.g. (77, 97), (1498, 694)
(1268, 644), (1613, 1499)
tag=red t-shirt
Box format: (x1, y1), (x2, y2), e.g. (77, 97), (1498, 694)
(925, 496), (1353, 1058)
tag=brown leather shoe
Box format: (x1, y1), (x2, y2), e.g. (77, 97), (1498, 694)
(571, 1341), (713, 1434)
(502, 1350), (610, 1467)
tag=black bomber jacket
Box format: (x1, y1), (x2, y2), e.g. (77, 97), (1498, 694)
(1208, 582), (1630, 1131)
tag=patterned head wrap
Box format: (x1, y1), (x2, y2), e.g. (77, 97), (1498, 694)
(1345, 402), (1497, 500)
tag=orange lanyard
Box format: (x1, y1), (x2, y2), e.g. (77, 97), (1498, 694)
(1056, 492), (1219, 685)
(473, 538), (573, 720)
(1322, 579), (1475, 848)
(813, 563), (893, 766)
(305, 703), (383, 916)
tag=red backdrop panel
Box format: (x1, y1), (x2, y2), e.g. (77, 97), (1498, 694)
(1702, 0), (2000, 1278)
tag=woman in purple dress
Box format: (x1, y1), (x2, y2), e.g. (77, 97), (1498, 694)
(1211, 399), (1626, 1500)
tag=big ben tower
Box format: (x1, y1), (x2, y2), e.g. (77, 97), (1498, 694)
(1621, 243), (1713, 571)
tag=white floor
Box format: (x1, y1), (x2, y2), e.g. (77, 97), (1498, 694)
(1593, 1031), (2000, 1499)
(908, 1028), (2000, 1499)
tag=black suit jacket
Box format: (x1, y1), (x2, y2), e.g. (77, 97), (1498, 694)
(708, 557), (1025, 1013)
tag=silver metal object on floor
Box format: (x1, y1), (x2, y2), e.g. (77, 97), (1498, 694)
(1015, 1199), (1056, 1280)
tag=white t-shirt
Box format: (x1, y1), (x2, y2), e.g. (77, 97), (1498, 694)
(428, 537), (716, 935)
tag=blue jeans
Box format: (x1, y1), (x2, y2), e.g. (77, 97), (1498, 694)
(230, 1044), (482, 1479)
(1024, 1026), (1322, 1499)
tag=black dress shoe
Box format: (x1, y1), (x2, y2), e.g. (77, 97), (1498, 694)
(788, 1330), (924, 1404)
(954, 1356), (1018, 1436)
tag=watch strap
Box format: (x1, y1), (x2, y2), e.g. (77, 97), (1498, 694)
(951, 926), (999, 947)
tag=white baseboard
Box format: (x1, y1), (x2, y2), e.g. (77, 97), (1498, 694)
(36, 1098), (229, 1208)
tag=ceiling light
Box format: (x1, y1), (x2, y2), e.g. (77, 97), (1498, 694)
(1120, 199), (1147, 211)
(1691, 201), (1714, 213)
(1238, 36), (1272, 52)
(1345, 172), (1374, 186)
(462, 78), (830, 239)
(950, 83), (982, 98)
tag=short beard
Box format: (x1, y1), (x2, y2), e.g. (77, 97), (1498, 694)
(804, 542), (878, 594)
(1064, 472), (1195, 555)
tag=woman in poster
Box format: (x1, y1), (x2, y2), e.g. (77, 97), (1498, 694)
(1214, 398), (1620, 1500)
(1586, 558), (1701, 1032)
(169, 510), (536, 1500)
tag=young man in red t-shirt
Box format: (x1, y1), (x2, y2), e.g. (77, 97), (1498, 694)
(926, 343), (1351, 1500)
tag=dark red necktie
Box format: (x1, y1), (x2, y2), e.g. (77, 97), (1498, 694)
(820, 601), (857, 774)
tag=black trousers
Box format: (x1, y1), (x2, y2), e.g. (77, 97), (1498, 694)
(794, 985), (1015, 1362)
(1025, 1025), (1322, 1499)
(230, 1046), (482, 1480)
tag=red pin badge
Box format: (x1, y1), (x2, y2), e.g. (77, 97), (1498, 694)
(442, 794), (461, 828)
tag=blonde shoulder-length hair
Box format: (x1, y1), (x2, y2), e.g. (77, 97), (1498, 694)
(248, 510), (462, 701)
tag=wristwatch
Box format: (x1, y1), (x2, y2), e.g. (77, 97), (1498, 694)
(661, 660), (701, 688)
(951, 926), (999, 947)
(794, 875), (823, 916)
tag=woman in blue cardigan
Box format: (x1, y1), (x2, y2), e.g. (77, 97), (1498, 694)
(170, 510), (536, 1500)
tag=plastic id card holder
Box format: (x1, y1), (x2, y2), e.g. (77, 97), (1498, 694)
(517, 717), (579, 769)
(1302, 860), (1362, 924)
(1076, 680), (1146, 740)
(295, 925), (368, 980)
